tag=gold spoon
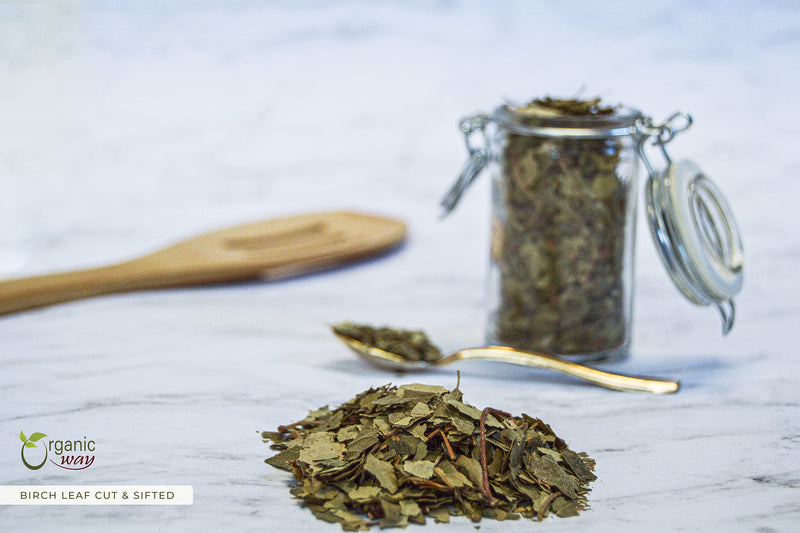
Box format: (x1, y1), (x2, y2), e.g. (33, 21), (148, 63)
(333, 332), (680, 394)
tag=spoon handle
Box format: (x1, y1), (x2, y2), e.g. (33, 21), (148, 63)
(447, 346), (679, 394)
(0, 262), (146, 316)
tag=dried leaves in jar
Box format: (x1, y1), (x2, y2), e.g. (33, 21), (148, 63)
(261, 382), (596, 530)
(492, 97), (630, 355)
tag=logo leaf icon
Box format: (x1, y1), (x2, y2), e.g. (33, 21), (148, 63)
(20, 431), (27, 443)
(29, 432), (47, 442)
(25, 442), (37, 448)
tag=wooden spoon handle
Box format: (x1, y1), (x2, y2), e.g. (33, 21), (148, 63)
(0, 212), (407, 316)
(0, 263), (141, 315)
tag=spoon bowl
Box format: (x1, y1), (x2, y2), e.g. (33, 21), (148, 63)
(334, 331), (680, 394)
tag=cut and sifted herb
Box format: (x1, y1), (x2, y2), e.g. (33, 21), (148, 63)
(490, 96), (630, 356)
(519, 96), (617, 116)
(332, 322), (443, 363)
(261, 383), (595, 530)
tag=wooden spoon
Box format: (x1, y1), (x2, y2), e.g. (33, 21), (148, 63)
(0, 211), (406, 316)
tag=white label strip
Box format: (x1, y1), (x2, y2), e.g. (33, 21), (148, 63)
(0, 486), (192, 505)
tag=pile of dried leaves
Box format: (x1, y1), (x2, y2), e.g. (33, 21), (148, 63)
(261, 383), (595, 530)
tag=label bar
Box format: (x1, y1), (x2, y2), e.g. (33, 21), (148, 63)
(0, 485), (193, 505)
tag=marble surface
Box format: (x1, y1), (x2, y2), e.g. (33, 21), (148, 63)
(1, 1), (799, 531)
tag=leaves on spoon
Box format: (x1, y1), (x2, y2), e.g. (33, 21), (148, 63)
(332, 322), (443, 362)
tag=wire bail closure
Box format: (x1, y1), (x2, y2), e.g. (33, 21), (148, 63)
(635, 111), (693, 171)
(637, 112), (743, 335)
(441, 114), (491, 216)
(443, 106), (743, 336)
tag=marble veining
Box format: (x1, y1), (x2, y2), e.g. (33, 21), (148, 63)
(1, 1), (799, 531)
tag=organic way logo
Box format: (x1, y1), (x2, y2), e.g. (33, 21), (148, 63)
(19, 430), (96, 471)
(20, 431), (48, 470)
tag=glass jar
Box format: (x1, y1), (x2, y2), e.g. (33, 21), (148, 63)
(443, 98), (743, 362)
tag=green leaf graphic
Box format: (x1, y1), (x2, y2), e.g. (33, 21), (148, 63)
(29, 432), (47, 442)
(25, 442), (37, 448)
(20, 431), (27, 443)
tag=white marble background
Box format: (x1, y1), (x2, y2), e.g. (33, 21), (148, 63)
(1, 1), (799, 531)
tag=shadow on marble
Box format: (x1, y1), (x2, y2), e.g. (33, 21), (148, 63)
(321, 353), (733, 392)
(609, 353), (734, 391)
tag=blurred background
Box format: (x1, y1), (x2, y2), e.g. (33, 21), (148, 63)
(1, 0), (798, 350)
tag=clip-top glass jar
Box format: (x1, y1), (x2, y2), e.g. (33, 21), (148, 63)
(443, 98), (743, 362)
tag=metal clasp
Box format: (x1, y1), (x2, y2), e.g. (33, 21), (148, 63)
(635, 111), (693, 177)
(440, 114), (491, 217)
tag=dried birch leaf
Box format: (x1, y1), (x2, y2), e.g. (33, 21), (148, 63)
(364, 455), (399, 493)
(332, 323), (442, 363)
(493, 96), (629, 355)
(403, 460), (435, 479)
(261, 382), (595, 529)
